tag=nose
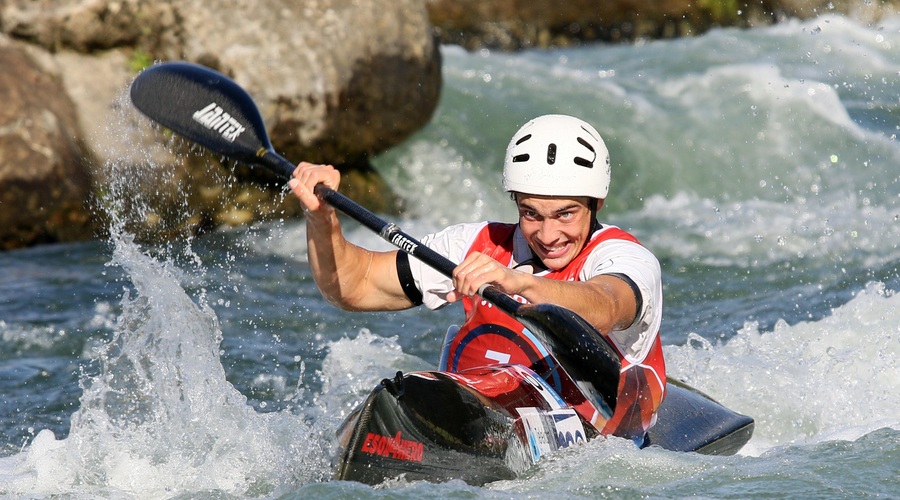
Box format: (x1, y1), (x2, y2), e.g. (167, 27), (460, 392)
(535, 219), (562, 243)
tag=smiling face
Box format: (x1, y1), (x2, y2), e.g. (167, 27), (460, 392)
(514, 193), (597, 271)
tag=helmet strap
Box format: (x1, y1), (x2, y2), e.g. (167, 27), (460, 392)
(590, 198), (603, 233)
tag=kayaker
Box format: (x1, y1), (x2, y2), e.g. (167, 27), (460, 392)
(289, 114), (666, 444)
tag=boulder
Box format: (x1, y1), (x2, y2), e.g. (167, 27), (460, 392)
(172, 0), (442, 167)
(166, 0), (442, 216)
(0, 38), (95, 249)
(0, 0), (442, 242)
(424, 0), (751, 49)
(0, 0), (178, 53)
(424, 0), (900, 49)
(775, 0), (896, 19)
(1, 0), (441, 167)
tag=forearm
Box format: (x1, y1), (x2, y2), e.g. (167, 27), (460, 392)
(306, 209), (368, 308)
(517, 274), (637, 335)
(305, 209), (410, 311)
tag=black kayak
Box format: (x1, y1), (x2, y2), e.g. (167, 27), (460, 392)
(334, 365), (754, 486)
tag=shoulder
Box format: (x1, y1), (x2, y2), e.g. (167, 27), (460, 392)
(582, 226), (661, 280)
(591, 224), (642, 246)
(421, 221), (490, 263)
(423, 221), (490, 246)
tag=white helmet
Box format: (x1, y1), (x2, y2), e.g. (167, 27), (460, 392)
(502, 114), (611, 199)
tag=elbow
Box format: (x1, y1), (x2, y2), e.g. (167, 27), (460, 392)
(320, 281), (371, 312)
(320, 289), (363, 312)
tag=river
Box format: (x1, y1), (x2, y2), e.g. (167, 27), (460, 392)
(1, 13), (898, 499)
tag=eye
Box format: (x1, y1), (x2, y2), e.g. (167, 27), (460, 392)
(519, 208), (539, 220)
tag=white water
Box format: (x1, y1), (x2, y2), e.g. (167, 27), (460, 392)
(3, 231), (896, 498)
(1, 235), (331, 498)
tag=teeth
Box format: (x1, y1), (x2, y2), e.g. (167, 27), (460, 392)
(542, 244), (566, 253)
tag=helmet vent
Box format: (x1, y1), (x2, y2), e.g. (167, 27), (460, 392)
(577, 137), (595, 153)
(515, 134), (532, 145)
(547, 143), (557, 164)
(574, 137), (596, 168)
(512, 154), (530, 162)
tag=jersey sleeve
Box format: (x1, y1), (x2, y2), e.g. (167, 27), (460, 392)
(405, 222), (488, 310)
(581, 239), (663, 363)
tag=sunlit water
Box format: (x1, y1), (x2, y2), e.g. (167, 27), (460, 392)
(1, 14), (898, 498)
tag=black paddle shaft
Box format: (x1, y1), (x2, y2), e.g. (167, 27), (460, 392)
(129, 61), (622, 417)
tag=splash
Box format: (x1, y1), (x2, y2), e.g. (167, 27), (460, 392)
(0, 92), (331, 498)
(316, 330), (432, 420)
(666, 282), (900, 455)
(2, 223), (330, 500)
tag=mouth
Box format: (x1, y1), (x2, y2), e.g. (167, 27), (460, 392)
(536, 241), (571, 260)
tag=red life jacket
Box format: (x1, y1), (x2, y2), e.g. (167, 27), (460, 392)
(440, 222), (666, 440)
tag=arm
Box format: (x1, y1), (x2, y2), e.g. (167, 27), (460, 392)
(289, 162), (414, 312)
(448, 252), (638, 335)
(519, 272), (637, 335)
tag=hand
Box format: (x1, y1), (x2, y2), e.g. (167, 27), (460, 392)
(447, 252), (528, 303)
(289, 162), (340, 213)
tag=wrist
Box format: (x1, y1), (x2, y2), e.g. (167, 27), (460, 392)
(514, 270), (538, 300)
(305, 206), (339, 230)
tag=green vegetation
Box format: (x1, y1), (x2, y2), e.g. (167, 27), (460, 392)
(698, 0), (742, 24)
(128, 49), (154, 73)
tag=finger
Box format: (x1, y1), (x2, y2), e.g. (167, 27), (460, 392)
(293, 161), (315, 178)
(289, 178), (318, 211)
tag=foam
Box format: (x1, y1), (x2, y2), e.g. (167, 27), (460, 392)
(665, 282), (900, 455)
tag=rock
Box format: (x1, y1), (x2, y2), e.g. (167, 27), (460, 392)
(0, 0), (179, 53)
(775, 0), (898, 22)
(171, 0), (441, 166)
(0, 38), (95, 249)
(2, 0), (442, 166)
(424, 0), (740, 49)
(424, 0), (900, 49)
(0, 0), (441, 244)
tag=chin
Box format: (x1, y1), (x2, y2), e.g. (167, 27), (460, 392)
(539, 256), (573, 271)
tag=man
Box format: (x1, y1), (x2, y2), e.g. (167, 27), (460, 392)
(289, 114), (666, 443)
